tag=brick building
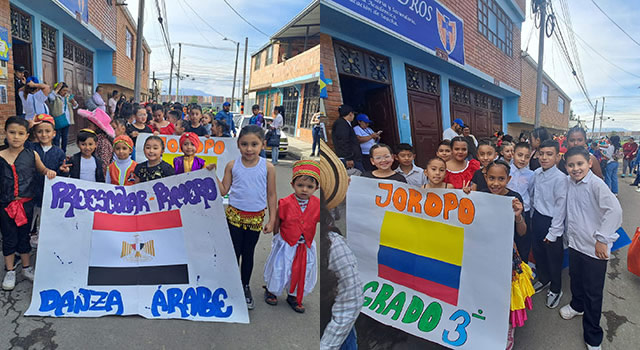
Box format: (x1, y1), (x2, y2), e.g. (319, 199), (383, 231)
(0, 0), (150, 139)
(248, 1), (320, 142)
(513, 51), (570, 136)
(100, 4), (151, 104)
(321, 0), (527, 167)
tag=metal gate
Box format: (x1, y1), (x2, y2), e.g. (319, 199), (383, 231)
(281, 86), (299, 134)
(300, 82), (320, 129)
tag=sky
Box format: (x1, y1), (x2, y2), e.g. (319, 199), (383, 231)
(521, 0), (640, 131)
(126, 0), (309, 98)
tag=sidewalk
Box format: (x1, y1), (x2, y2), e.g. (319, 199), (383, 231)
(286, 136), (319, 161)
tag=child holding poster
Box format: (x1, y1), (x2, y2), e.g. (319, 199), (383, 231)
(217, 125), (277, 310)
(173, 132), (206, 174)
(133, 136), (174, 182)
(1, 117), (57, 290)
(422, 157), (453, 189)
(263, 160), (320, 313)
(362, 144), (407, 183)
(105, 135), (137, 186)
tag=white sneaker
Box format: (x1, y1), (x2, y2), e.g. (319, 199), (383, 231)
(586, 343), (601, 350)
(636, 187), (640, 192)
(559, 304), (584, 320)
(2, 270), (16, 290)
(546, 290), (563, 309)
(533, 280), (550, 294)
(22, 266), (34, 281)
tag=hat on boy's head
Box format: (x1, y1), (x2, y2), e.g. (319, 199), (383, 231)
(15, 65), (26, 73)
(26, 76), (39, 84)
(223, 101), (230, 107)
(453, 118), (464, 127)
(356, 114), (372, 123)
(113, 135), (134, 150)
(292, 160), (320, 184)
(32, 114), (55, 127)
(77, 108), (115, 138)
(179, 132), (201, 151)
(319, 140), (349, 209)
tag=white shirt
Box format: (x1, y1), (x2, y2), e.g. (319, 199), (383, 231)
(229, 156), (267, 212)
(601, 145), (615, 163)
(395, 164), (428, 187)
(272, 113), (283, 135)
(442, 127), (459, 141)
(566, 171), (622, 259)
(508, 163), (534, 212)
(79, 156), (97, 182)
(20, 90), (49, 120)
(530, 165), (568, 241)
(108, 97), (117, 115)
(353, 125), (376, 155)
(93, 92), (106, 112)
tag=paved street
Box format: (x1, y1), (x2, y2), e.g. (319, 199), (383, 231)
(0, 156), (319, 350)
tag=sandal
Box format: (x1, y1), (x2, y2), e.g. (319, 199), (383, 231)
(286, 295), (305, 313)
(263, 286), (278, 305)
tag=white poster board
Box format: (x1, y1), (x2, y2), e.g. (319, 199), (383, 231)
(26, 172), (249, 323)
(135, 133), (239, 180)
(347, 177), (513, 349)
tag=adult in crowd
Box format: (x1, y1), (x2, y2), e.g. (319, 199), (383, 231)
(310, 112), (327, 157)
(108, 90), (119, 117)
(268, 106), (285, 165)
(150, 104), (174, 135)
(19, 77), (50, 120)
(249, 104), (264, 127)
(48, 82), (78, 152)
(622, 137), (638, 178)
(14, 65), (26, 117)
(215, 101), (237, 137)
(331, 104), (364, 173)
(92, 86), (107, 112)
(462, 125), (478, 147)
(353, 114), (380, 172)
(443, 118), (464, 140)
(601, 135), (621, 195)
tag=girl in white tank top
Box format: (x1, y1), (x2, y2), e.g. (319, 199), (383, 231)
(217, 125), (277, 309)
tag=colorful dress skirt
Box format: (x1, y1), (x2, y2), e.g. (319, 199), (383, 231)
(510, 246), (534, 327)
(263, 234), (317, 297)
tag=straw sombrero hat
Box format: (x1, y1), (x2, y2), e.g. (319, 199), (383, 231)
(319, 139), (349, 209)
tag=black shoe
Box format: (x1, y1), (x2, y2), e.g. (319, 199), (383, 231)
(244, 285), (255, 310)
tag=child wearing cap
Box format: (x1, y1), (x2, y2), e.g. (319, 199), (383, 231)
(105, 135), (137, 186)
(353, 113), (381, 172)
(263, 160), (320, 313)
(173, 132), (214, 174)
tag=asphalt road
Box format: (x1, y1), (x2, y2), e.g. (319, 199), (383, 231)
(0, 157), (319, 350)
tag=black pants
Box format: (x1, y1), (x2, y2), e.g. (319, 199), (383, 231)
(569, 248), (607, 347)
(514, 210), (532, 263)
(531, 210), (564, 293)
(1, 201), (34, 257)
(227, 222), (260, 286)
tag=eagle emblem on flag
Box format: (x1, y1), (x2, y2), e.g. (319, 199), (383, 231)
(437, 8), (457, 55)
(121, 234), (155, 262)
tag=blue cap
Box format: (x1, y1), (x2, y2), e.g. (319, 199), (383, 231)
(356, 114), (372, 123)
(223, 101), (230, 107)
(453, 118), (464, 127)
(26, 76), (39, 84)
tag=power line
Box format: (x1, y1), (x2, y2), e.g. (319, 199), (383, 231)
(590, 0), (640, 47)
(179, 0), (228, 40)
(221, 0), (270, 37)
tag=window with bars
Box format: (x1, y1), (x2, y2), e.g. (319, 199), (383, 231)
(126, 30), (133, 59)
(477, 0), (513, 56)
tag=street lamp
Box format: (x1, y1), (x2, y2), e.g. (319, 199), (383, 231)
(223, 37), (240, 111)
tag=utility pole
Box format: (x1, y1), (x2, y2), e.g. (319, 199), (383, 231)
(533, 0), (547, 128)
(241, 37), (248, 113)
(591, 99), (598, 138)
(598, 97), (605, 138)
(175, 43), (182, 102)
(168, 48), (174, 102)
(133, 0), (145, 103)
(231, 42), (239, 111)
(152, 71), (156, 101)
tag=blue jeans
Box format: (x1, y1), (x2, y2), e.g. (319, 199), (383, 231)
(53, 126), (70, 153)
(340, 326), (357, 350)
(271, 144), (279, 164)
(311, 127), (322, 155)
(604, 161), (619, 194)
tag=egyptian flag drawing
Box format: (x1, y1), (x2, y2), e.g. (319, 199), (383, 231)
(377, 211), (464, 306)
(88, 210), (190, 285)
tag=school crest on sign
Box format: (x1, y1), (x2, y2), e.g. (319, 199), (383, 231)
(437, 8), (457, 55)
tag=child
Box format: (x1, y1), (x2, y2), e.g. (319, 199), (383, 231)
(167, 110), (181, 126)
(559, 127), (603, 179)
(508, 142), (535, 263)
(558, 146), (622, 350)
(105, 135), (137, 186)
(126, 105), (153, 146)
(436, 140), (452, 162)
(174, 119), (186, 136)
(529, 127), (550, 171)
(59, 129), (105, 182)
(133, 136), (174, 182)
(470, 139), (497, 192)
(174, 132), (208, 174)
(362, 144), (407, 183)
(1, 117), (57, 290)
(150, 104), (175, 135)
(500, 141), (514, 163)
(263, 160), (320, 313)
(422, 157), (453, 189)
(110, 118), (127, 138)
(444, 136), (480, 189)
(202, 112), (214, 135)
(394, 143), (427, 187)
(478, 160), (532, 349)
(77, 108), (115, 175)
(529, 139), (567, 308)
(184, 105), (208, 136)
(217, 125), (277, 309)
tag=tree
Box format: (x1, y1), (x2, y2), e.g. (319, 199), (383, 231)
(189, 95), (198, 104)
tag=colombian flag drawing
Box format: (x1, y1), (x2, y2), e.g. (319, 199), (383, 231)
(377, 211), (464, 306)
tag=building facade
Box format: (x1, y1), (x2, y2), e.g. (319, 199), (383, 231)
(321, 0), (527, 167)
(248, 1), (320, 142)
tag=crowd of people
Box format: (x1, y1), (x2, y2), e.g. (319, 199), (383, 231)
(322, 104), (627, 350)
(3, 77), (322, 318)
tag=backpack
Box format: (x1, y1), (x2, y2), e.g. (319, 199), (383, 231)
(85, 95), (97, 111)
